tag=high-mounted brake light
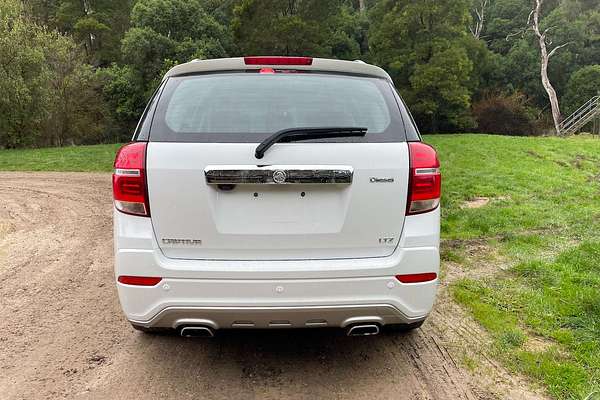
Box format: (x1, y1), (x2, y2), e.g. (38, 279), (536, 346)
(112, 142), (150, 217)
(244, 56), (313, 66)
(117, 276), (162, 286)
(406, 142), (441, 215)
(396, 273), (438, 284)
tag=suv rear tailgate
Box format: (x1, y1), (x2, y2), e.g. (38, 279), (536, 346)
(147, 142), (409, 260)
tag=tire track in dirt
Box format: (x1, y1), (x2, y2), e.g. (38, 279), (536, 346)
(0, 172), (546, 399)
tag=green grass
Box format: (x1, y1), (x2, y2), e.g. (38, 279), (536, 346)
(423, 134), (600, 399)
(1, 134), (600, 398)
(0, 143), (122, 172)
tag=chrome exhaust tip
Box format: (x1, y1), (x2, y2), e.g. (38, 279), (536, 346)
(180, 326), (215, 338)
(346, 324), (380, 337)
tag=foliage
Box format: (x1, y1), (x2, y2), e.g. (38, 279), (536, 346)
(472, 92), (538, 136)
(96, 64), (146, 136)
(541, 1), (600, 100)
(232, 0), (364, 59)
(563, 65), (600, 115)
(97, 0), (232, 134)
(43, 32), (109, 146)
(482, 0), (600, 118)
(369, 0), (474, 132)
(0, 0), (50, 148)
(0, 0), (106, 148)
(484, 0), (532, 55)
(503, 39), (545, 103)
(7, 0), (600, 143)
(48, 0), (132, 66)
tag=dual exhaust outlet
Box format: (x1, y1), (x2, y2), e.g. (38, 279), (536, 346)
(346, 323), (380, 336)
(180, 326), (215, 338)
(179, 323), (380, 338)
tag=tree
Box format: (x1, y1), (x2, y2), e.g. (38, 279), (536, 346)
(484, 0), (532, 54)
(99, 0), (232, 135)
(10, 0), (600, 140)
(25, 0), (60, 25)
(369, 0), (474, 132)
(124, 0), (230, 77)
(358, 0), (366, 13)
(43, 32), (107, 146)
(0, 0), (107, 148)
(232, 0), (362, 59)
(0, 0), (50, 147)
(527, 0), (571, 135)
(53, 0), (133, 66)
(469, 0), (489, 39)
(536, 1), (600, 103)
(564, 65), (600, 115)
(503, 39), (544, 102)
(461, 35), (505, 101)
(97, 64), (145, 137)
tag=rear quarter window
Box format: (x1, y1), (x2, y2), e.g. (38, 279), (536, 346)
(149, 72), (408, 143)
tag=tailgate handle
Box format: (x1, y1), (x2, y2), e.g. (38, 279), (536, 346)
(205, 165), (353, 185)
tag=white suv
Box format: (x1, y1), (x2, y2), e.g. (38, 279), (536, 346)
(113, 57), (441, 337)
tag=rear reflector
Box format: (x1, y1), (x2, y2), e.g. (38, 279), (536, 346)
(118, 276), (162, 286)
(395, 273), (438, 283)
(244, 56), (313, 66)
(113, 142), (150, 217)
(406, 142), (441, 215)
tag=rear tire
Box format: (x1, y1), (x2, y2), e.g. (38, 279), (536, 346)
(383, 320), (424, 333)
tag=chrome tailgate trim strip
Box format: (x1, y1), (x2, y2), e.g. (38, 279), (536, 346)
(205, 165), (354, 185)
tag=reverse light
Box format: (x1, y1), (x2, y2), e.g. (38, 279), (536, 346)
(244, 56), (313, 66)
(406, 142), (441, 215)
(117, 276), (162, 286)
(395, 273), (438, 283)
(112, 142), (150, 217)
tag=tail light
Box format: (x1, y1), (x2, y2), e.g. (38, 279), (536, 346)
(117, 276), (162, 286)
(244, 56), (313, 65)
(406, 142), (441, 215)
(113, 142), (150, 217)
(396, 273), (438, 283)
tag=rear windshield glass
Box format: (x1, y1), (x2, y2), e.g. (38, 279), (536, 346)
(149, 72), (406, 143)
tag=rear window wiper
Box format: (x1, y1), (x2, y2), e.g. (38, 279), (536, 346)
(255, 127), (368, 159)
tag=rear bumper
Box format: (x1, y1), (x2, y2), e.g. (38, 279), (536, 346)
(130, 305), (425, 330)
(114, 208), (440, 329)
(119, 275), (437, 329)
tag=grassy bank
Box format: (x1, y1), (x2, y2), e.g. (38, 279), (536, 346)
(1, 134), (599, 397)
(426, 134), (600, 399)
(0, 143), (121, 172)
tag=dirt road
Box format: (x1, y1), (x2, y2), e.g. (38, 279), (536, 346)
(0, 172), (545, 400)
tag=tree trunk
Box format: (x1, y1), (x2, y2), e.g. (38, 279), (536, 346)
(531, 0), (563, 135)
(358, 0), (366, 13)
(357, 0), (369, 54)
(470, 0), (488, 39)
(537, 34), (562, 135)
